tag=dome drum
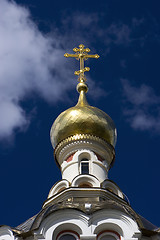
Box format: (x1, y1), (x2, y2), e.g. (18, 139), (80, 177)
(54, 133), (115, 169)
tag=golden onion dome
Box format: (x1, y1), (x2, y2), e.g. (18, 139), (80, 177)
(50, 44), (117, 151)
(50, 86), (117, 149)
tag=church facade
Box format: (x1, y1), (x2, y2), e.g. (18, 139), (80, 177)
(0, 45), (159, 240)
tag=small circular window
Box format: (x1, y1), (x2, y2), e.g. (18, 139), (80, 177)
(57, 231), (79, 240)
(97, 231), (120, 240)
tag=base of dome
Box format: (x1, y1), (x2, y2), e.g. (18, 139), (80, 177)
(54, 134), (115, 169)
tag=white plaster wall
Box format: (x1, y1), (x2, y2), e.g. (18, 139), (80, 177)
(61, 150), (108, 183)
(91, 161), (107, 182)
(34, 208), (142, 240)
(0, 226), (15, 240)
(62, 160), (79, 182)
(92, 209), (141, 239)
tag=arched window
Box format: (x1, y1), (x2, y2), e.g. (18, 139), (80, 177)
(97, 231), (120, 240)
(81, 158), (89, 174)
(57, 231), (79, 240)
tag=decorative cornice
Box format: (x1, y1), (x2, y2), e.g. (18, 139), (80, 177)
(54, 133), (115, 167)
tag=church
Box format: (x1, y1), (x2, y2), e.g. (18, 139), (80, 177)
(0, 44), (159, 240)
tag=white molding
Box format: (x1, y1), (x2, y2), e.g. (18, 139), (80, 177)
(57, 138), (114, 168)
(34, 208), (141, 240)
(92, 209), (141, 239)
(71, 174), (100, 187)
(48, 179), (70, 198)
(80, 235), (96, 240)
(0, 226), (15, 240)
(101, 179), (124, 199)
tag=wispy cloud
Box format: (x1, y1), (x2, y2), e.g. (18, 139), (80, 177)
(0, 2), (134, 141)
(0, 0), (156, 141)
(121, 79), (160, 132)
(0, 0), (76, 140)
(60, 12), (133, 48)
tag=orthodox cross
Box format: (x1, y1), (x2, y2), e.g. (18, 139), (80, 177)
(64, 44), (100, 82)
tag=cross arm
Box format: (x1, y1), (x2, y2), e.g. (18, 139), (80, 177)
(64, 53), (79, 58)
(85, 54), (100, 59)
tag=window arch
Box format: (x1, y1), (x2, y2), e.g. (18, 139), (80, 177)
(52, 222), (82, 240)
(71, 174), (100, 187)
(78, 151), (91, 175)
(97, 231), (120, 240)
(56, 230), (79, 240)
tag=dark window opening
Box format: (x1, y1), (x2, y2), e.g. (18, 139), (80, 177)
(97, 231), (120, 240)
(57, 231), (79, 240)
(100, 236), (116, 240)
(79, 182), (92, 188)
(81, 158), (89, 174)
(58, 234), (76, 240)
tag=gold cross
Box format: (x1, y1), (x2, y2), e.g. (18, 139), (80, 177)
(64, 44), (100, 82)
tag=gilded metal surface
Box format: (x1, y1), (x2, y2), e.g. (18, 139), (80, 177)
(64, 44), (99, 84)
(55, 133), (114, 154)
(51, 44), (116, 149)
(50, 90), (117, 148)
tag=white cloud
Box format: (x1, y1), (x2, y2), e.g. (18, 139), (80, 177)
(121, 79), (160, 105)
(0, 1), (149, 141)
(0, 101), (28, 138)
(1, 3), (129, 141)
(0, 0), (76, 140)
(121, 79), (160, 132)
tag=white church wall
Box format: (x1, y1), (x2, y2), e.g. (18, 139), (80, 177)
(0, 226), (15, 240)
(92, 209), (141, 239)
(34, 209), (86, 240)
(33, 208), (142, 240)
(61, 150), (108, 183)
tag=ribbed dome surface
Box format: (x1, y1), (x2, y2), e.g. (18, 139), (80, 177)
(50, 91), (117, 148)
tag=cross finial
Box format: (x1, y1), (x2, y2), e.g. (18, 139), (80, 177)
(64, 44), (100, 84)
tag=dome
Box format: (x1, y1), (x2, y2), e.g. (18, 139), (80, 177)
(50, 89), (117, 149)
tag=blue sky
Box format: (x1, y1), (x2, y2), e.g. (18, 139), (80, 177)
(0, 0), (160, 228)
